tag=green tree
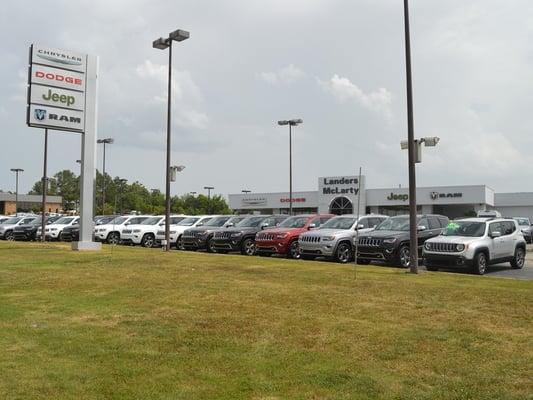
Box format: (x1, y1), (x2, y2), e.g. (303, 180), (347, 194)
(54, 169), (79, 210)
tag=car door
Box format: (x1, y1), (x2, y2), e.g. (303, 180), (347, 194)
(500, 221), (517, 258)
(488, 222), (505, 259)
(417, 217), (432, 246)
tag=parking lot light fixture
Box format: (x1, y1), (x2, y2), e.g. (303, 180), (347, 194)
(277, 118), (303, 215)
(97, 138), (114, 214)
(153, 28), (190, 252)
(242, 190), (251, 194)
(10, 168), (24, 214)
(204, 186), (214, 214)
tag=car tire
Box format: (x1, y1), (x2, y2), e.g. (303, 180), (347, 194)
(241, 238), (256, 256)
(176, 236), (184, 250)
(356, 258), (371, 265)
(206, 237), (216, 253)
(398, 245), (411, 268)
(510, 247), (525, 269)
(4, 231), (14, 241)
(288, 241), (300, 259)
(141, 233), (155, 248)
(107, 232), (120, 245)
(335, 243), (353, 264)
(472, 252), (488, 275)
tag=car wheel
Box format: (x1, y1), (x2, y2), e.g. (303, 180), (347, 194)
(141, 234), (155, 248)
(288, 241), (300, 259)
(4, 231), (14, 241)
(206, 237), (216, 253)
(357, 258), (371, 265)
(107, 232), (120, 245)
(472, 252), (488, 275)
(176, 236), (184, 250)
(510, 247), (525, 269)
(241, 238), (256, 256)
(335, 243), (353, 264)
(398, 245), (411, 268)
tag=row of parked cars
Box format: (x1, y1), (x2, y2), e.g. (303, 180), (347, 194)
(1, 212), (529, 275)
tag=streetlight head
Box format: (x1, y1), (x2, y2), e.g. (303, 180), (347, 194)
(422, 136), (440, 147)
(289, 119), (303, 126)
(153, 37), (170, 49)
(278, 120), (289, 126)
(204, 186), (214, 190)
(10, 168), (24, 172)
(97, 138), (114, 144)
(172, 165), (186, 172)
(169, 29), (190, 42)
(400, 140), (409, 150)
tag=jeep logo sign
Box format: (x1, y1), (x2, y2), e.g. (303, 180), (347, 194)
(30, 85), (84, 111)
(387, 193), (409, 201)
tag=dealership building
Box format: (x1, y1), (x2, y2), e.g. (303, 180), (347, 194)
(0, 192), (62, 215)
(228, 175), (533, 220)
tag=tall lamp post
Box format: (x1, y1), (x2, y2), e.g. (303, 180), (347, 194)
(153, 28), (190, 252)
(277, 119), (303, 215)
(97, 138), (114, 215)
(204, 186), (214, 214)
(10, 168), (24, 215)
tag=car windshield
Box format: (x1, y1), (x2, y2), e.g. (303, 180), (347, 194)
(30, 218), (43, 225)
(141, 217), (161, 225)
(321, 217), (356, 230)
(514, 218), (530, 226)
(178, 217), (200, 226)
(236, 216), (267, 228)
(53, 217), (74, 225)
(205, 216), (231, 227)
(110, 216), (128, 225)
(375, 216), (411, 231)
(228, 216), (246, 225)
(3, 217), (22, 224)
(443, 221), (486, 237)
(278, 216), (309, 228)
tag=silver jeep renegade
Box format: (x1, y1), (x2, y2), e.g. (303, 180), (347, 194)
(423, 217), (526, 275)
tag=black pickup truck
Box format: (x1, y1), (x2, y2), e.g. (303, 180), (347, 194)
(356, 214), (449, 268)
(211, 215), (288, 255)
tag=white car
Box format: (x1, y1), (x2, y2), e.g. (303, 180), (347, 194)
(0, 215), (39, 241)
(120, 215), (185, 247)
(36, 216), (80, 240)
(156, 215), (213, 249)
(93, 215), (150, 244)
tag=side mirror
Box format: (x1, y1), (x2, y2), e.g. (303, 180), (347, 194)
(490, 231), (502, 238)
(261, 223), (269, 230)
(226, 222), (234, 228)
(417, 225), (427, 231)
(308, 223), (317, 230)
(125, 222), (130, 226)
(355, 224), (365, 230)
(197, 222), (204, 227)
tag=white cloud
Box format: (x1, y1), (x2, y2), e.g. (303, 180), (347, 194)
(260, 64), (306, 85)
(174, 109), (209, 130)
(318, 74), (393, 120)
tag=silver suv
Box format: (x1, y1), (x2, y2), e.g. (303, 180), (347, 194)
(423, 218), (526, 275)
(298, 214), (388, 263)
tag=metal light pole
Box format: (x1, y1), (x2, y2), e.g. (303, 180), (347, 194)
(277, 119), (303, 215)
(10, 168), (24, 214)
(41, 128), (48, 242)
(204, 186), (214, 214)
(153, 29), (190, 252)
(403, 0), (418, 273)
(97, 138), (114, 215)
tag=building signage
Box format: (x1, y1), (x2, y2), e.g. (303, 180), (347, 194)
(280, 197), (306, 203)
(387, 193), (409, 201)
(242, 197), (268, 206)
(430, 192), (462, 200)
(321, 177), (360, 195)
(27, 44), (87, 133)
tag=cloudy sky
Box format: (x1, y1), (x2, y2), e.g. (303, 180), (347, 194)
(1, 0), (533, 198)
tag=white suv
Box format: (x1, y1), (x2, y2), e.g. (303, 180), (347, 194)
(156, 215), (213, 249)
(93, 215), (150, 244)
(36, 216), (80, 241)
(121, 215), (184, 247)
(423, 218), (526, 275)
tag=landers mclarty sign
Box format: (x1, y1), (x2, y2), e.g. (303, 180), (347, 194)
(322, 177), (360, 195)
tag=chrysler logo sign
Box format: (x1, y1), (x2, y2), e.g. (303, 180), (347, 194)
(36, 49), (83, 66)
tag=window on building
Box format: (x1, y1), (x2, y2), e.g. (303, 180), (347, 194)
(329, 197), (353, 215)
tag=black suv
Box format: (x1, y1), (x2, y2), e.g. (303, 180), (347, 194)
(13, 215), (62, 241)
(211, 215), (288, 255)
(61, 224), (80, 241)
(356, 214), (449, 268)
(182, 215), (247, 252)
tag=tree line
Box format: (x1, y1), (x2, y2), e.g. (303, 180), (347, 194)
(26, 169), (232, 215)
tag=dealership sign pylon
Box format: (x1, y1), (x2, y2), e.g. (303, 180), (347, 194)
(27, 44), (101, 251)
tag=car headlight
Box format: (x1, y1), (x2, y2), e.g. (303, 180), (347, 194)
(50, 228), (57, 231)
(424, 242), (431, 251)
(322, 236), (335, 241)
(276, 233), (288, 239)
(133, 229), (141, 233)
(383, 238), (397, 244)
(230, 232), (242, 238)
(455, 244), (465, 252)
(169, 231), (176, 234)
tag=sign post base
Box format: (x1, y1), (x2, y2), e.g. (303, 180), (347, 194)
(71, 241), (102, 251)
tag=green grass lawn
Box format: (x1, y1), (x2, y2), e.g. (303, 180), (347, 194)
(0, 241), (531, 400)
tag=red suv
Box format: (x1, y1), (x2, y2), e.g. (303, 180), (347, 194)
(255, 214), (334, 259)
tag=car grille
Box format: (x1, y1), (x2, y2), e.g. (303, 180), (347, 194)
(358, 237), (382, 247)
(426, 242), (457, 252)
(183, 231), (200, 238)
(256, 232), (275, 241)
(156, 230), (165, 236)
(214, 231), (231, 239)
(300, 235), (320, 243)
(122, 229), (132, 234)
